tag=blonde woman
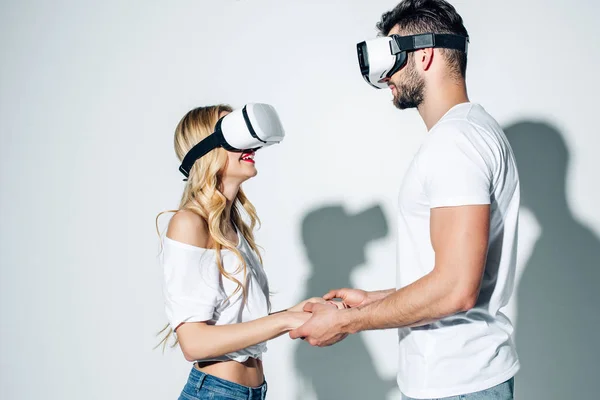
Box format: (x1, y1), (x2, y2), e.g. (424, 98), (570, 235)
(158, 104), (330, 400)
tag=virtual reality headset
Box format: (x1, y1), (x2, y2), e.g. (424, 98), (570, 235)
(356, 33), (469, 89)
(179, 103), (285, 179)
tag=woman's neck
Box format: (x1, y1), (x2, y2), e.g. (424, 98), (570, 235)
(220, 181), (240, 223)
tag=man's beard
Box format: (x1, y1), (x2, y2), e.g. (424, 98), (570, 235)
(392, 59), (425, 110)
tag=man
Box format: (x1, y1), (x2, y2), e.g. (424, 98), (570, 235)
(290, 1), (520, 399)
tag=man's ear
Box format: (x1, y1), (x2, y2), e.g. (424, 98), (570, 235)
(417, 48), (434, 71)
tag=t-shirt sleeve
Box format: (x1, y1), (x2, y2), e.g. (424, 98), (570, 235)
(161, 238), (223, 332)
(417, 126), (492, 208)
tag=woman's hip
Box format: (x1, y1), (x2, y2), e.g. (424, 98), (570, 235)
(179, 365), (267, 400)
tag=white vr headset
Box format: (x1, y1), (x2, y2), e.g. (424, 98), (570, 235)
(179, 103), (285, 179)
(356, 33), (469, 89)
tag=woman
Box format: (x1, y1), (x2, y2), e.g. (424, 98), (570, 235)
(158, 104), (330, 400)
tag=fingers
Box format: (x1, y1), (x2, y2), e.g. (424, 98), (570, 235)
(303, 302), (331, 313)
(289, 326), (306, 340)
(304, 297), (326, 305)
(323, 289), (342, 301)
(327, 300), (347, 309)
(303, 302), (316, 312)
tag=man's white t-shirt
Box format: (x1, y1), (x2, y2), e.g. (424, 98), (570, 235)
(396, 103), (520, 398)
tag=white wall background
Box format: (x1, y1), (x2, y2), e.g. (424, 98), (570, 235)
(2, 1), (600, 399)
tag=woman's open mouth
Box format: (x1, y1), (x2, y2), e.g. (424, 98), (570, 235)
(240, 151), (255, 164)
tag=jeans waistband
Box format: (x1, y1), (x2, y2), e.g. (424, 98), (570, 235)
(187, 365), (267, 399)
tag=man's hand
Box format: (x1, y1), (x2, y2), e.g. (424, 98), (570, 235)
(289, 303), (349, 347)
(324, 288), (396, 308)
(323, 288), (368, 308)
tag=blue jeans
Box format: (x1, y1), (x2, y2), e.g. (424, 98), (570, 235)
(178, 366), (268, 400)
(402, 378), (514, 400)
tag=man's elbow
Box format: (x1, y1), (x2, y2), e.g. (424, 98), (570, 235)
(449, 287), (479, 313)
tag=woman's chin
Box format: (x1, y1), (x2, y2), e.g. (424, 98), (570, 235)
(243, 163), (258, 177)
(246, 169), (258, 179)
(240, 168), (258, 182)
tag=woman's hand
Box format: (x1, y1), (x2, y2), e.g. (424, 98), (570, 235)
(288, 297), (328, 312)
(325, 299), (348, 309)
(284, 311), (312, 331)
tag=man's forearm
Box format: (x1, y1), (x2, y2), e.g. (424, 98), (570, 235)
(343, 271), (471, 333)
(365, 288), (396, 305)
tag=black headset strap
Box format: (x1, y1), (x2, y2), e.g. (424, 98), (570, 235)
(179, 119), (226, 179)
(391, 33), (469, 54)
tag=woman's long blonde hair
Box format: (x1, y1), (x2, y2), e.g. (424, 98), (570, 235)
(156, 104), (263, 350)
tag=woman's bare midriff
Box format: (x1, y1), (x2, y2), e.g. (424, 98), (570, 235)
(194, 358), (264, 388)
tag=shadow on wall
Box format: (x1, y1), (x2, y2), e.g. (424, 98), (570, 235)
(294, 204), (399, 400)
(504, 121), (600, 399)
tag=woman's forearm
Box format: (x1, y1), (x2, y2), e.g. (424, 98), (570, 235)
(176, 311), (300, 361)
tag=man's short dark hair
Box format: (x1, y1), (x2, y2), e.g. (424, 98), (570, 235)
(377, 0), (469, 78)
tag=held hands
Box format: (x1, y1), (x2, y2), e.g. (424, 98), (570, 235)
(288, 297), (347, 312)
(284, 297), (342, 331)
(287, 291), (365, 347)
(323, 288), (370, 308)
(287, 297), (328, 312)
(284, 310), (312, 331)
